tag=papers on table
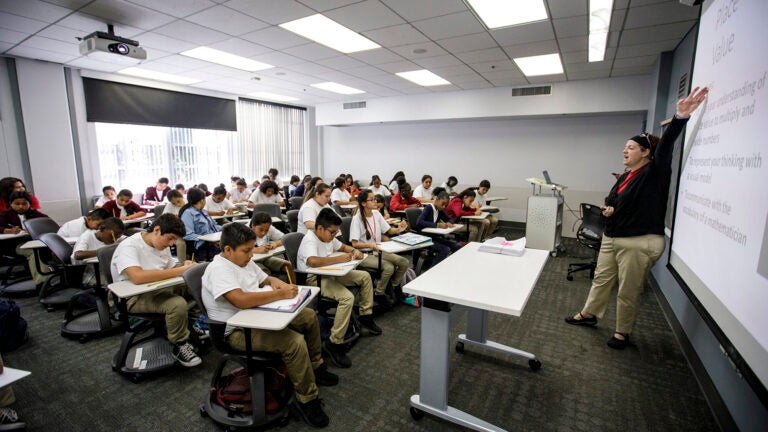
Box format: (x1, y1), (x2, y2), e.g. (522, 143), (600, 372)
(422, 225), (462, 235)
(478, 237), (526, 256)
(253, 286), (311, 313)
(392, 233), (432, 246)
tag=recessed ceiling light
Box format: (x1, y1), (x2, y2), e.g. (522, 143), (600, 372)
(396, 69), (451, 86)
(279, 14), (380, 54)
(248, 92), (299, 102)
(310, 82), (365, 95)
(589, 0), (613, 62)
(180, 47), (273, 71)
(118, 67), (201, 85)
(467, 0), (548, 29)
(513, 53), (564, 76)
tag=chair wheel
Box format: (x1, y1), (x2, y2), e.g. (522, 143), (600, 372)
(566, 275), (574, 281)
(455, 342), (465, 353)
(199, 406), (208, 418)
(410, 407), (424, 420)
(130, 374), (142, 383)
(528, 359), (542, 371)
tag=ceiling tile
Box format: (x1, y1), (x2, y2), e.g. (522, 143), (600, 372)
(207, 38), (273, 57)
(469, 59), (516, 74)
(381, 0), (467, 22)
(375, 59), (419, 73)
(148, 53), (214, 70)
(136, 31), (198, 52)
(66, 56), (126, 72)
(56, 13), (143, 38)
(501, 39), (558, 58)
(412, 54), (463, 69)
(562, 47), (615, 64)
(339, 65), (388, 78)
(41, 0), (92, 8)
(490, 21), (554, 45)
(286, 61), (334, 75)
(389, 41), (447, 60)
(37, 24), (87, 44)
(609, 8), (627, 32)
(564, 61), (612, 73)
(429, 64), (477, 77)
(412, 11), (485, 41)
(250, 50), (305, 67)
(153, 20), (231, 46)
(195, 63), (255, 77)
(225, 0), (314, 25)
(362, 24), (428, 47)
(282, 42), (340, 61)
(481, 69), (524, 81)
(0, 0), (71, 23)
(428, 84), (460, 92)
(610, 65), (653, 77)
(567, 69), (612, 80)
(295, 0), (362, 12)
(0, 11), (49, 34)
(616, 38), (679, 59)
(553, 15), (587, 38)
(124, 0), (215, 18)
(21, 35), (77, 55)
(547, 0), (587, 19)
(624, 2), (700, 29)
(619, 21), (694, 45)
(614, 0), (630, 9)
(437, 32), (497, 53)
(612, 54), (658, 69)
(445, 72), (486, 83)
(314, 55), (367, 70)
(607, 31), (619, 47)
(325, 0), (405, 32)
(485, 75), (528, 87)
(241, 26), (308, 50)
(454, 47), (507, 64)
(0, 28), (29, 45)
(558, 35), (586, 53)
(7, 45), (78, 63)
(457, 81), (492, 90)
(80, 0), (176, 30)
(526, 74), (565, 84)
(185, 5), (270, 36)
(348, 48), (404, 65)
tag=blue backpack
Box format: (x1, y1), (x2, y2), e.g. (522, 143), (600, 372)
(0, 299), (28, 352)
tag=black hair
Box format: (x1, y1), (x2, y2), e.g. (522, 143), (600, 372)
(333, 177), (345, 189)
(259, 180), (279, 195)
(356, 189), (374, 240)
(370, 175), (381, 185)
(236, 178), (247, 187)
(447, 176), (458, 186)
(304, 182), (330, 203)
(166, 190), (183, 201)
(213, 185), (227, 196)
(290, 175), (300, 184)
(268, 168), (278, 176)
(434, 191), (450, 202)
(117, 189), (133, 198)
(174, 183), (185, 191)
(88, 208), (110, 221)
(399, 182), (412, 196)
(389, 171), (405, 184)
(432, 187), (446, 197)
(421, 174), (432, 183)
(302, 175), (312, 182)
(158, 177), (169, 184)
(316, 207), (341, 230)
(100, 217), (125, 233)
(151, 213), (186, 237)
(250, 211), (273, 227)
(231, 176), (241, 182)
(8, 191), (32, 204)
(179, 188), (206, 218)
(197, 183), (209, 192)
(479, 180), (491, 189)
(220, 221), (257, 251)
(0, 177), (26, 204)
(396, 176), (406, 186)
(345, 174), (354, 183)
(102, 185), (115, 194)
(457, 188), (476, 201)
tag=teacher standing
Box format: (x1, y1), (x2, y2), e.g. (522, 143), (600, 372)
(565, 86), (709, 349)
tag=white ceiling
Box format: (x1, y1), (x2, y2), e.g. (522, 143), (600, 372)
(0, 0), (699, 106)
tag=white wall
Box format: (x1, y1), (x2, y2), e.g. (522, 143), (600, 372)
(322, 112), (645, 236)
(0, 59), (25, 179)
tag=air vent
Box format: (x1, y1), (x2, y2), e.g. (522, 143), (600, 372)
(343, 101), (367, 109)
(511, 86), (551, 96)
(678, 73), (688, 98)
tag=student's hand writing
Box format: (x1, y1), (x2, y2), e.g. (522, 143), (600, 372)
(475, 209), (482, 215)
(182, 260), (196, 268)
(264, 243), (276, 251)
(4, 227), (21, 234)
(254, 245), (269, 254)
(601, 206), (615, 217)
(274, 283), (298, 299)
(398, 221), (408, 232)
(352, 250), (364, 260)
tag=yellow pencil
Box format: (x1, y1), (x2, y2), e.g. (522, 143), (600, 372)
(285, 268), (293, 285)
(147, 277), (175, 287)
(111, 231), (117, 243)
(317, 267), (342, 271)
(191, 253), (195, 263)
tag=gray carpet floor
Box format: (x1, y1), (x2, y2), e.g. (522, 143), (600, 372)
(2, 229), (718, 431)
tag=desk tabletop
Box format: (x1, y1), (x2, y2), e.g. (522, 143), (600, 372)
(403, 242), (549, 316)
(108, 276), (184, 298)
(460, 212), (490, 220)
(377, 240), (433, 254)
(305, 252), (363, 276)
(211, 212), (247, 221)
(422, 225), (462, 235)
(19, 236), (79, 249)
(252, 245), (286, 262)
(226, 286), (319, 331)
(198, 232), (222, 242)
(0, 367), (31, 389)
(123, 214), (155, 225)
(0, 232), (29, 241)
(484, 196), (508, 203)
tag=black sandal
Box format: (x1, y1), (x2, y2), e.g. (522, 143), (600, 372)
(564, 312), (597, 327)
(607, 332), (630, 349)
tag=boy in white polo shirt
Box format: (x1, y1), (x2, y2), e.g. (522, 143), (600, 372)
(71, 217), (124, 286)
(57, 208), (109, 238)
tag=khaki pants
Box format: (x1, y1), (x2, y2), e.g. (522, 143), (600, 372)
(257, 256), (289, 276)
(0, 354), (14, 406)
(359, 252), (410, 294)
(16, 245), (45, 285)
(484, 215), (498, 239)
(312, 270), (373, 344)
(457, 221), (485, 242)
(583, 234), (665, 334)
(127, 284), (190, 344)
(227, 308), (322, 404)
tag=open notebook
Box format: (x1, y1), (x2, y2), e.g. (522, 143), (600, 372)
(392, 233), (432, 246)
(253, 286), (311, 313)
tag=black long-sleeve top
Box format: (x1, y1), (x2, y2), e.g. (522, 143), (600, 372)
(604, 115), (688, 238)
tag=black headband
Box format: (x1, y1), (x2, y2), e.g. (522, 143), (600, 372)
(630, 134), (651, 149)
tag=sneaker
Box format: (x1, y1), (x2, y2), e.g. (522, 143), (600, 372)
(294, 398), (330, 428)
(313, 363), (339, 386)
(192, 323), (210, 340)
(0, 407), (25, 431)
(564, 312), (597, 327)
(322, 340), (352, 368)
(173, 341), (202, 367)
(358, 315), (382, 336)
(403, 295), (420, 308)
(374, 293), (394, 309)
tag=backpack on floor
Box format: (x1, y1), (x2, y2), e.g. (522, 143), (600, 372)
(317, 314), (359, 345)
(0, 298), (28, 352)
(213, 365), (290, 415)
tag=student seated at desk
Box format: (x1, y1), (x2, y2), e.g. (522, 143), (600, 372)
(389, 182), (421, 213)
(350, 190), (409, 308)
(101, 189), (146, 221)
(57, 208), (109, 238)
(249, 212), (288, 275)
(94, 185), (116, 209)
(344, 174), (359, 197)
(412, 175), (434, 203)
(0, 191), (48, 286)
(110, 213), (200, 367)
(228, 178), (251, 204)
(292, 175), (311, 198)
(297, 183), (333, 235)
(446, 188), (487, 242)
(0, 177), (40, 212)
(288, 175), (301, 197)
(297, 208), (380, 368)
(180, 188), (221, 262)
(162, 190), (185, 217)
(387, 171), (405, 195)
(368, 175), (390, 197)
(442, 176), (458, 197)
(267, 168), (283, 189)
(330, 177), (354, 206)
(472, 180), (498, 238)
(144, 177), (171, 205)
(374, 194), (390, 219)
(174, 183), (186, 197)
(301, 177), (324, 204)
(248, 180), (284, 208)
(205, 185), (236, 217)
(202, 222), (338, 428)
(72, 217), (124, 286)
(416, 191), (461, 265)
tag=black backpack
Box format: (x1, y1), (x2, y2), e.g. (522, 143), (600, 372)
(0, 299), (28, 352)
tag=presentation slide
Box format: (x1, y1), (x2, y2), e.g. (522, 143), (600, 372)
(670, 0), (768, 388)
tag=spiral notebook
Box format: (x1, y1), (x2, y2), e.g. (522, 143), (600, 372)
(254, 287), (311, 313)
(392, 233), (432, 246)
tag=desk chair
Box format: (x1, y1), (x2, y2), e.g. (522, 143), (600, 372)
(567, 203), (606, 281)
(153, 204), (165, 221)
(286, 210), (299, 233)
(59, 239), (124, 342)
(182, 264), (292, 429)
(21, 217), (61, 294)
(331, 204), (344, 216)
(339, 216), (352, 246)
(404, 207), (437, 275)
(0, 235), (32, 293)
(37, 233), (87, 312)
(282, 185), (290, 199)
(288, 196), (303, 211)
(253, 203), (287, 232)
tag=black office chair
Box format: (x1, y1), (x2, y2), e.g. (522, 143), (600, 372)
(339, 216), (352, 245)
(182, 264), (292, 429)
(567, 203), (606, 281)
(331, 203), (344, 216)
(282, 233), (307, 286)
(153, 204), (165, 221)
(404, 207), (436, 275)
(286, 210), (299, 233)
(288, 197), (304, 211)
(253, 203), (287, 232)
(37, 233), (87, 311)
(24, 217), (60, 240)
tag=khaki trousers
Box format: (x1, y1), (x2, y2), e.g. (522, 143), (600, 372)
(127, 284), (190, 344)
(312, 270), (373, 344)
(257, 256), (289, 275)
(583, 234), (665, 334)
(484, 215), (498, 239)
(227, 308), (322, 404)
(359, 252), (410, 294)
(16, 245), (45, 285)
(0, 354), (14, 406)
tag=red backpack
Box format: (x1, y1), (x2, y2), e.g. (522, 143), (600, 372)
(212, 364), (290, 414)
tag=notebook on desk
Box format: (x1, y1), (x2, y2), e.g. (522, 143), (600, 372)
(253, 286), (311, 313)
(392, 233), (432, 246)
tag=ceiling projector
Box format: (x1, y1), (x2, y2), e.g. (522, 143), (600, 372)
(78, 27), (147, 61)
